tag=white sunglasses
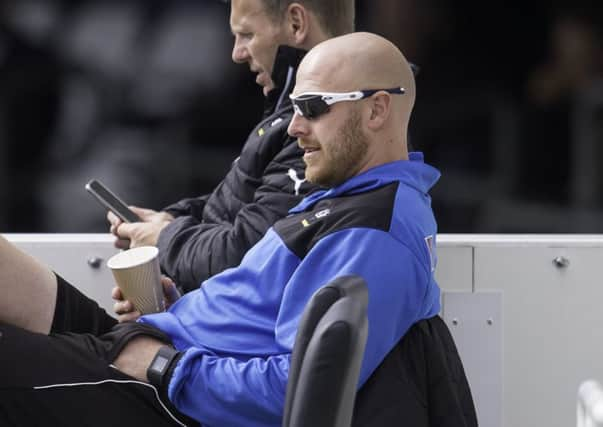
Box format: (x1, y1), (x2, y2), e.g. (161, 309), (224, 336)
(290, 87), (405, 119)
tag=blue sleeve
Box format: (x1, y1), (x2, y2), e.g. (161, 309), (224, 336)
(168, 348), (289, 426)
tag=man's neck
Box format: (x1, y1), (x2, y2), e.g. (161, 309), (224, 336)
(263, 46), (307, 115)
(303, 34), (329, 52)
(300, 23), (330, 52)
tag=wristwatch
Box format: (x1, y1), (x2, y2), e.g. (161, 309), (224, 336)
(147, 345), (181, 389)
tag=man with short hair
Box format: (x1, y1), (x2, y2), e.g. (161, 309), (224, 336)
(257, 0), (354, 38)
(108, 0), (355, 314)
(0, 32), (441, 426)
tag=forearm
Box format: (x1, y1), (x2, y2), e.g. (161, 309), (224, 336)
(162, 195), (210, 219)
(113, 336), (165, 382)
(156, 216), (252, 292)
(167, 349), (289, 427)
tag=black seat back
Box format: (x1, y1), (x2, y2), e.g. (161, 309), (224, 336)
(283, 275), (369, 427)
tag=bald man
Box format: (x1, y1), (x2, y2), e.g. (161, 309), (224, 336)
(288, 32), (416, 186)
(0, 33), (441, 427)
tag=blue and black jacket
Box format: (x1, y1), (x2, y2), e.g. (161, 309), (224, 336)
(140, 153), (442, 426)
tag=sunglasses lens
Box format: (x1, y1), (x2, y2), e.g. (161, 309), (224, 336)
(293, 96), (330, 119)
(307, 99), (329, 119)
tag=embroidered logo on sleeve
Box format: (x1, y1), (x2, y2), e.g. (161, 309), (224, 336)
(287, 168), (306, 196)
(424, 235), (436, 272)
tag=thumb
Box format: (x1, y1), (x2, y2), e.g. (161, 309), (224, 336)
(163, 280), (182, 305)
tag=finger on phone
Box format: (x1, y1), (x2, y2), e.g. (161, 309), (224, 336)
(107, 211), (122, 226)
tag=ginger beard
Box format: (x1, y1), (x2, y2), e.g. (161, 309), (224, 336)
(302, 108), (369, 187)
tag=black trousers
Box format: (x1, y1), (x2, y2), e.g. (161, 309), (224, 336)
(0, 275), (199, 427)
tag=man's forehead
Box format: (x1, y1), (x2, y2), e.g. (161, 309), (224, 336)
(292, 71), (326, 96)
(294, 62), (353, 95)
(230, 0), (269, 28)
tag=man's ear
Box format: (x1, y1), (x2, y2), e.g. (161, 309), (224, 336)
(366, 92), (392, 131)
(284, 3), (309, 45)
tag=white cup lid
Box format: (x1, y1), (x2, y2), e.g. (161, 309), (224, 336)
(107, 246), (159, 269)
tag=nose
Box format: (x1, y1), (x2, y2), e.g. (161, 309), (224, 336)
(232, 36), (249, 64)
(287, 111), (309, 138)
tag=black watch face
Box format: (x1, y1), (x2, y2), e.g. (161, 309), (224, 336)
(151, 355), (170, 373)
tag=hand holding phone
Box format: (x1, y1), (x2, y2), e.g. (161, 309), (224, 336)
(85, 179), (140, 223)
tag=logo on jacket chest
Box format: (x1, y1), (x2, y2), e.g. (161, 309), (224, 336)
(287, 168), (306, 196)
(257, 117), (284, 136)
(301, 208), (331, 227)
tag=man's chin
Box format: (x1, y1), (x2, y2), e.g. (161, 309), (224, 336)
(261, 81), (277, 96)
(304, 170), (324, 187)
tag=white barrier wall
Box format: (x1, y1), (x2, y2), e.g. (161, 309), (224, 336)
(436, 235), (603, 427)
(5, 233), (603, 427)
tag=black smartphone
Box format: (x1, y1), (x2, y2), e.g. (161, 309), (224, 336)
(85, 179), (140, 223)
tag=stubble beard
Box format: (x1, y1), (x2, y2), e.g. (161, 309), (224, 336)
(306, 109), (369, 188)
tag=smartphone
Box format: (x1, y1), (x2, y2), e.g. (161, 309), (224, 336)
(85, 179), (140, 223)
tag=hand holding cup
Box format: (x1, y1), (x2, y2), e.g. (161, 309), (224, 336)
(107, 246), (165, 315)
(112, 275), (181, 322)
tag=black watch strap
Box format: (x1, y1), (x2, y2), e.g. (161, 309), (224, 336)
(147, 345), (181, 389)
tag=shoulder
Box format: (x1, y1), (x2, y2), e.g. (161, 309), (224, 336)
(236, 107), (296, 174)
(274, 183), (400, 258)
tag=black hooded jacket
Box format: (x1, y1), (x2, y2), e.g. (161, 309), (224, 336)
(157, 46), (318, 292)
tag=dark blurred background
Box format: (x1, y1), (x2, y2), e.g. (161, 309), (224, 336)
(1, 0), (602, 233)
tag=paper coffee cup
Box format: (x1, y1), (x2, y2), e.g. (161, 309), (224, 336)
(107, 246), (165, 315)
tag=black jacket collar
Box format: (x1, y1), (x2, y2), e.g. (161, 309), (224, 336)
(263, 45), (307, 117)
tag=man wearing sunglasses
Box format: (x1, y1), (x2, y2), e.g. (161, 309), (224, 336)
(0, 32), (445, 426)
(107, 0), (356, 311)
